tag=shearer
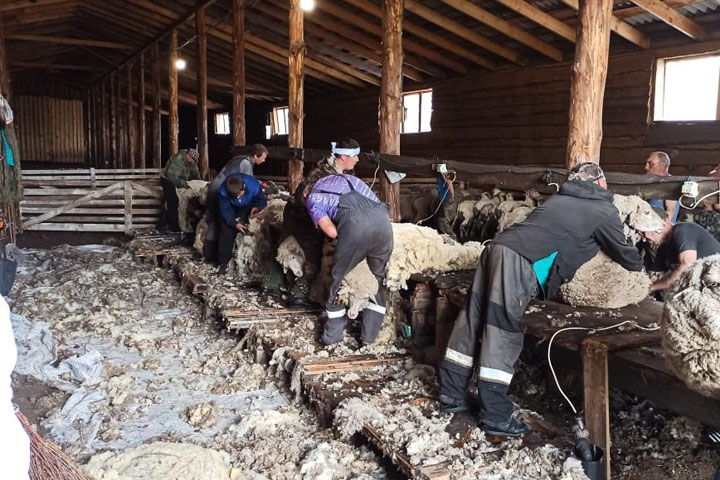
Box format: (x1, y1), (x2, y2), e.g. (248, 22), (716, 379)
(159, 148), (201, 232)
(206, 173), (267, 274)
(204, 144), (268, 262)
(304, 138), (393, 345)
(270, 141), (353, 306)
(644, 210), (720, 293)
(438, 163), (645, 438)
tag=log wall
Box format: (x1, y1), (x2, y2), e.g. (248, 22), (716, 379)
(14, 95), (85, 164)
(304, 45), (720, 176)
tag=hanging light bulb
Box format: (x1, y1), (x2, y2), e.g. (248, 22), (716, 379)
(175, 58), (187, 70)
(300, 0), (315, 11)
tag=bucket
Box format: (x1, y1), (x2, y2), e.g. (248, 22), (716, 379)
(576, 444), (605, 480)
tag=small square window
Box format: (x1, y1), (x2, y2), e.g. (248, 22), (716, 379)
(272, 106), (290, 136)
(214, 112), (230, 135)
(402, 89), (432, 134)
(654, 54), (720, 121)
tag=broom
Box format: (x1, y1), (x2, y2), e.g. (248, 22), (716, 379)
(15, 410), (96, 480)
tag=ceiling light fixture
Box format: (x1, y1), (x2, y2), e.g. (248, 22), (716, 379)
(175, 58), (187, 70)
(300, 0), (315, 11)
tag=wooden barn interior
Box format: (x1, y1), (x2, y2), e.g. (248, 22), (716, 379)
(1, 1), (720, 479)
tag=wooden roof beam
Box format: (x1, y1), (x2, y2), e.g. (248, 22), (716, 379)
(0, 0), (75, 12)
(630, 0), (706, 40)
(258, 0), (426, 81)
(404, 0), (523, 65)
(93, 0), (219, 85)
(314, 0), (468, 74)
(493, 0), (576, 42)
(438, 0), (564, 61)
(559, 0), (651, 48)
(10, 61), (95, 71)
(613, 0), (705, 20)
(341, 0), (495, 70)
(5, 34), (132, 50)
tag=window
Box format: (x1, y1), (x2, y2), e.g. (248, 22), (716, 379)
(654, 54), (720, 121)
(272, 106), (290, 136)
(214, 112), (230, 135)
(402, 89), (432, 134)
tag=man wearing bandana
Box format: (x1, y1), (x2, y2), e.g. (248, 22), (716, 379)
(304, 138), (393, 345)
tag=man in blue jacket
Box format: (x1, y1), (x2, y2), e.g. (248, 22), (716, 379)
(206, 173), (267, 274)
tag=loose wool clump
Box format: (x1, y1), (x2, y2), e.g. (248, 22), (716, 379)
(662, 255), (720, 398)
(177, 180), (208, 232)
(84, 442), (238, 480)
(234, 197), (286, 281)
(559, 194), (662, 309)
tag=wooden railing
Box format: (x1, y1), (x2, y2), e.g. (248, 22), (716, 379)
(21, 168), (163, 234)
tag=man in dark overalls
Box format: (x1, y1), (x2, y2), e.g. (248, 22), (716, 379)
(306, 172), (393, 345)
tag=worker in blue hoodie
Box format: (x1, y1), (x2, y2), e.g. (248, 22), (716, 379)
(206, 173), (267, 274)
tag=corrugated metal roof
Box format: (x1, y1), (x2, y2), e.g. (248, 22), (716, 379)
(624, 0), (720, 26)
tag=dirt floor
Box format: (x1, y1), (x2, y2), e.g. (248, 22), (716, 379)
(5, 240), (720, 479)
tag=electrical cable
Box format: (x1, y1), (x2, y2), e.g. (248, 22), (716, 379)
(679, 189), (720, 210)
(415, 171), (457, 226)
(369, 162), (381, 190)
(547, 320), (660, 415)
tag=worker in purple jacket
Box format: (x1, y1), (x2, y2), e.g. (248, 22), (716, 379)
(305, 139), (393, 345)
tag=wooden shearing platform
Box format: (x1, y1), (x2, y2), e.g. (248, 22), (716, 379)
(425, 273), (720, 480)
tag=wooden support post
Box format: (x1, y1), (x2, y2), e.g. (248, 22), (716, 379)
(101, 80), (109, 167)
(583, 338), (611, 480)
(566, 0), (613, 169)
(110, 72), (118, 168)
(124, 181), (133, 235)
(196, 10), (209, 179)
(138, 52), (146, 169)
(126, 62), (136, 169)
(287, 0), (305, 194)
(232, 0), (246, 147)
(115, 69), (124, 168)
(168, 30), (179, 156)
(151, 42), (162, 168)
(379, 0), (404, 222)
(0, 13), (11, 99)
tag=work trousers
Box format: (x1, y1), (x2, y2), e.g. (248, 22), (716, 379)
(324, 204), (393, 345)
(211, 206), (251, 267)
(437, 200), (456, 239)
(160, 177), (181, 232)
(439, 244), (538, 424)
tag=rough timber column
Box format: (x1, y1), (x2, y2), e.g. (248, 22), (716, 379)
(379, 0), (403, 221)
(169, 30), (179, 156)
(233, 0), (246, 147)
(0, 14), (11, 100)
(138, 52), (147, 169)
(196, 9), (209, 179)
(151, 43), (162, 168)
(288, 0), (305, 194)
(126, 62), (136, 169)
(110, 72), (119, 168)
(566, 0), (613, 169)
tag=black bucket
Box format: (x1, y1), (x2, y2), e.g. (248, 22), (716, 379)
(576, 444), (605, 480)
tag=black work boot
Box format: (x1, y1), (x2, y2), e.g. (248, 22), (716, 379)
(482, 415), (532, 438)
(439, 394), (475, 414)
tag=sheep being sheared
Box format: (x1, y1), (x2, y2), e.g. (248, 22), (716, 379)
(177, 180), (208, 232)
(662, 254), (720, 398)
(558, 195), (663, 308)
(307, 224), (484, 316)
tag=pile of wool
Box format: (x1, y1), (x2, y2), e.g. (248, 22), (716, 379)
(233, 196), (287, 282)
(559, 195), (662, 309)
(177, 180), (208, 232)
(662, 254), (720, 397)
(84, 442), (240, 480)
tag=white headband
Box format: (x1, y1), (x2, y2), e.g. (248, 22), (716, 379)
(331, 142), (360, 156)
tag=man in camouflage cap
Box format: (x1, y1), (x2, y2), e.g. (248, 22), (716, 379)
(160, 148), (201, 231)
